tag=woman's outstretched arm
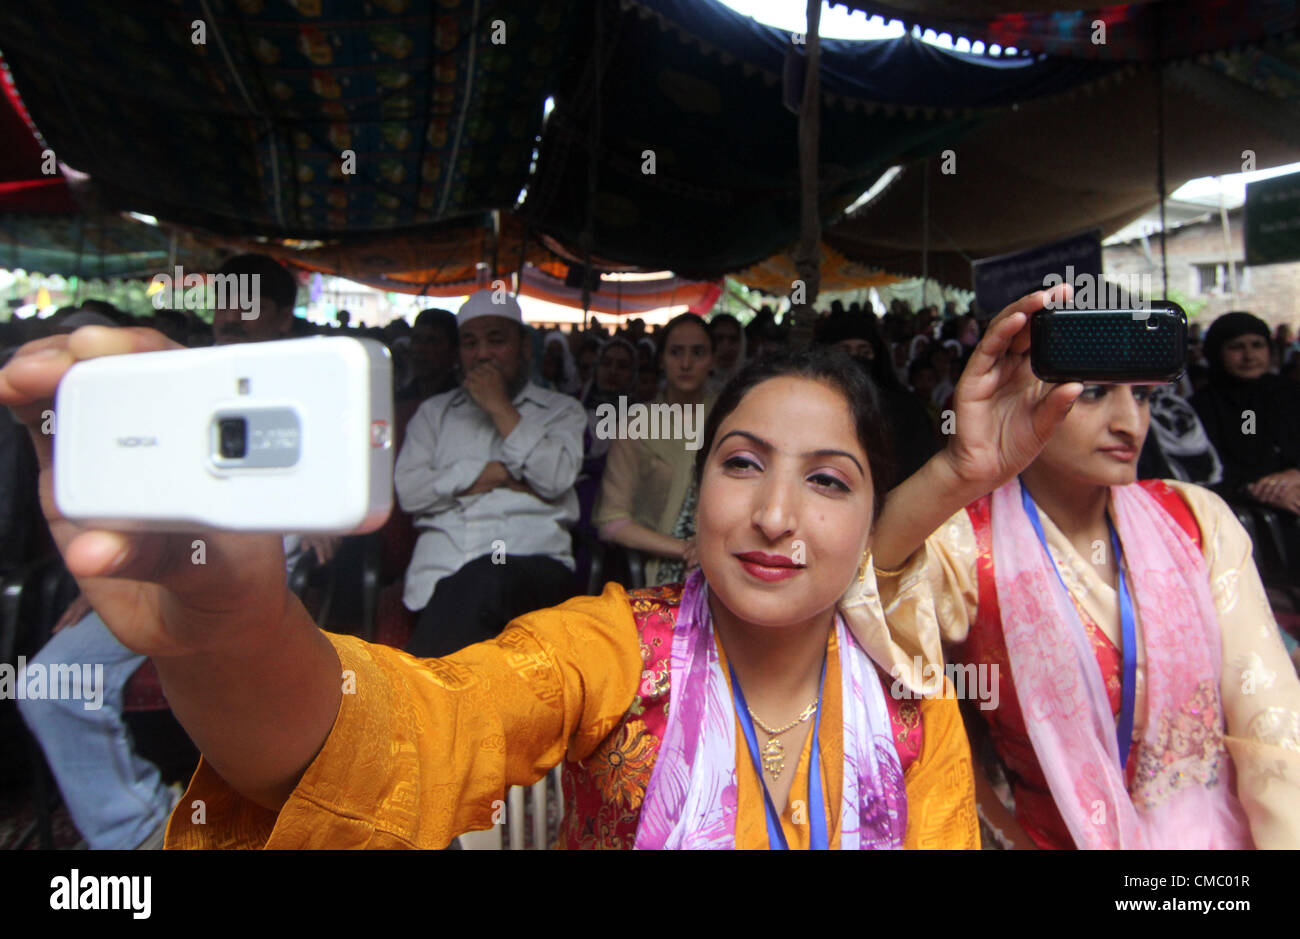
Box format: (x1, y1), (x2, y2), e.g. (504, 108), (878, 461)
(0, 326), (640, 834)
(168, 584), (642, 848)
(872, 285), (1082, 571)
(1, 326), (340, 811)
(157, 595), (342, 811)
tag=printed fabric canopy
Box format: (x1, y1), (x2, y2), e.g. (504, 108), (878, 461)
(0, 0), (1122, 285)
(0, 0), (1293, 294)
(0, 0), (582, 237)
(730, 240), (903, 295)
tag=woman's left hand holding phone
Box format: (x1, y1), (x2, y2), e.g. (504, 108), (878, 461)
(872, 284), (1084, 570)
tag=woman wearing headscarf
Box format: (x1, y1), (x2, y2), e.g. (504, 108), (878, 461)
(1136, 385), (1223, 487)
(540, 329), (582, 396)
(705, 312), (746, 393)
(573, 339), (640, 590)
(817, 306), (938, 482)
(580, 338), (639, 442)
(907, 333), (932, 368)
(1190, 312), (1300, 516)
(929, 339), (964, 412)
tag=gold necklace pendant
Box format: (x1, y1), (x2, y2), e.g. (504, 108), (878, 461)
(760, 735), (785, 778)
(747, 697), (818, 781)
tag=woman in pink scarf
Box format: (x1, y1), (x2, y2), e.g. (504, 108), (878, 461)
(883, 378), (1300, 848)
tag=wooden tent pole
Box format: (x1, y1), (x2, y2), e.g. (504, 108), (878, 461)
(1156, 4), (1168, 300)
(1157, 66), (1168, 300)
(73, 214), (85, 304)
(790, 0), (822, 349)
(922, 156), (930, 310)
(580, 0), (606, 329)
(513, 225), (529, 298)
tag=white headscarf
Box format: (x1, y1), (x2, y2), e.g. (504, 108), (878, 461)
(544, 330), (582, 395)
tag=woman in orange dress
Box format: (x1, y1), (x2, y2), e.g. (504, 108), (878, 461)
(0, 288), (1084, 849)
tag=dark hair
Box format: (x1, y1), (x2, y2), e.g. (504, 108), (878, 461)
(78, 299), (124, 321)
(694, 346), (895, 523)
(815, 308), (907, 394)
(908, 358), (938, 382)
(413, 307), (458, 347)
(657, 312), (713, 370)
(216, 253), (298, 315)
(707, 312), (741, 337)
(599, 337), (638, 365)
(152, 307), (190, 329)
(816, 308), (877, 346)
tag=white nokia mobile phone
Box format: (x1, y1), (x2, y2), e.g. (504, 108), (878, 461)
(53, 336), (394, 533)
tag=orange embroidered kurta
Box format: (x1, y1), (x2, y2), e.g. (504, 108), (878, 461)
(165, 581), (977, 849)
(722, 628), (974, 849)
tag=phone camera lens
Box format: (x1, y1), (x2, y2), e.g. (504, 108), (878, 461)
(218, 418), (247, 459)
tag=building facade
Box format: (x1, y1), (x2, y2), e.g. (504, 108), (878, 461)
(1104, 205), (1300, 331)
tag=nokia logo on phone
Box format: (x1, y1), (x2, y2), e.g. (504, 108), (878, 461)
(115, 436), (159, 448)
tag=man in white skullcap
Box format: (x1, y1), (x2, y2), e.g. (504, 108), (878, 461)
(395, 288), (587, 656)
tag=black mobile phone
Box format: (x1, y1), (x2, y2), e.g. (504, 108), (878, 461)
(1030, 301), (1187, 383)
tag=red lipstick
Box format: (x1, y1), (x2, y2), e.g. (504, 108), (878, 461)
(734, 551), (805, 583)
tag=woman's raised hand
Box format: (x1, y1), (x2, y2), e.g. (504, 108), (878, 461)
(0, 326), (291, 661)
(941, 284), (1083, 491)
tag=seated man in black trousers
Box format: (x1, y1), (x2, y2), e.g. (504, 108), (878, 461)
(396, 289), (586, 657)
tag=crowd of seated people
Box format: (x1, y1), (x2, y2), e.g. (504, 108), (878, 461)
(3, 260), (1300, 850)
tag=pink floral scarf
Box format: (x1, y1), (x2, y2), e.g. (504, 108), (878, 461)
(991, 478), (1252, 848)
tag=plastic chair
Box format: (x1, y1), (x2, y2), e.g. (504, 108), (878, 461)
(292, 534), (383, 640)
(1232, 503), (1300, 608)
(625, 548), (646, 590)
(289, 549), (339, 628)
(570, 526), (607, 596)
(358, 533), (382, 642)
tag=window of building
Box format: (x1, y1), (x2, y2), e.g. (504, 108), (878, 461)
(1191, 261), (1249, 295)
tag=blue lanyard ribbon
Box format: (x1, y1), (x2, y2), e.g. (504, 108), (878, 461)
(729, 655), (829, 850)
(1019, 482), (1138, 770)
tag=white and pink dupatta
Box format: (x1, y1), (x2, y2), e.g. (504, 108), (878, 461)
(991, 478), (1252, 848)
(633, 569), (907, 849)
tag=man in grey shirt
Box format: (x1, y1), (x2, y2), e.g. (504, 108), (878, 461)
(396, 288), (586, 657)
